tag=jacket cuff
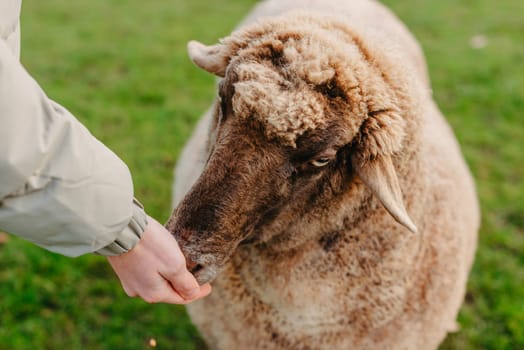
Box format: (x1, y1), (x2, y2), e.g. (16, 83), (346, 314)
(94, 198), (148, 256)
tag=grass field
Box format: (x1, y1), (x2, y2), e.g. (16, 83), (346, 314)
(0, 0), (522, 348)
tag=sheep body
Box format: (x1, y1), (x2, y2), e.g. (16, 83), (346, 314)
(170, 0), (479, 349)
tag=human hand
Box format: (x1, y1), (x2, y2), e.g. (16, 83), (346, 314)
(107, 215), (211, 304)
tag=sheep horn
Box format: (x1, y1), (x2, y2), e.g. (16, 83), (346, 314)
(187, 40), (229, 77)
(352, 154), (418, 233)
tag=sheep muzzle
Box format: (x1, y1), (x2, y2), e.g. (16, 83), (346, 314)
(166, 135), (288, 284)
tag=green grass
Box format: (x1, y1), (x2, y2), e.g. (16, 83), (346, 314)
(0, 0), (522, 348)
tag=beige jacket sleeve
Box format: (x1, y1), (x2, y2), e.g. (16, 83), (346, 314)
(0, 38), (147, 257)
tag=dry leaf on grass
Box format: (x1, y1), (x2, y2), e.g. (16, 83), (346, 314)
(0, 232), (9, 245)
(470, 34), (488, 49)
(148, 338), (157, 348)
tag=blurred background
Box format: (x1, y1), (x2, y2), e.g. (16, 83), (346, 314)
(0, 0), (522, 348)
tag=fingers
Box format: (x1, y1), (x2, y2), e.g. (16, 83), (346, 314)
(140, 279), (194, 304)
(197, 283), (213, 298)
(159, 253), (212, 301)
(154, 237), (201, 299)
(153, 282), (212, 304)
(107, 215), (212, 305)
(127, 280), (212, 305)
(117, 274), (211, 304)
(161, 267), (201, 300)
(147, 216), (204, 300)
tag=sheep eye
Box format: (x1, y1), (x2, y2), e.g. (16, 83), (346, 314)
(310, 157), (331, 167)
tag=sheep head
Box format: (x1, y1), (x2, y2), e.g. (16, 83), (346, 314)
(168, 15), (417, 284)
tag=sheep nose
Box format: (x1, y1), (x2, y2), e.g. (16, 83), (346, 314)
(186, 257), (204, 276)
(186, 259), (217, 284)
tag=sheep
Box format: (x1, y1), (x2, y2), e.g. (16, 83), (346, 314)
(167, 0), (480, 349)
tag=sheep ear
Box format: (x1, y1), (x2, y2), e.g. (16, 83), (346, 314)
(187, 40), (230, 77)
(352, 154), (418, 233)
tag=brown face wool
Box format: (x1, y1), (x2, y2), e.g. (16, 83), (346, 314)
(168, 1), (479, 349)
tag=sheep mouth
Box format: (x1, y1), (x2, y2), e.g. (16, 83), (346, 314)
(185, 253), (221, 284)
(181, 233), (257, 285)
(190, 264), (218, 285)
(178, 237), (240, 285)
